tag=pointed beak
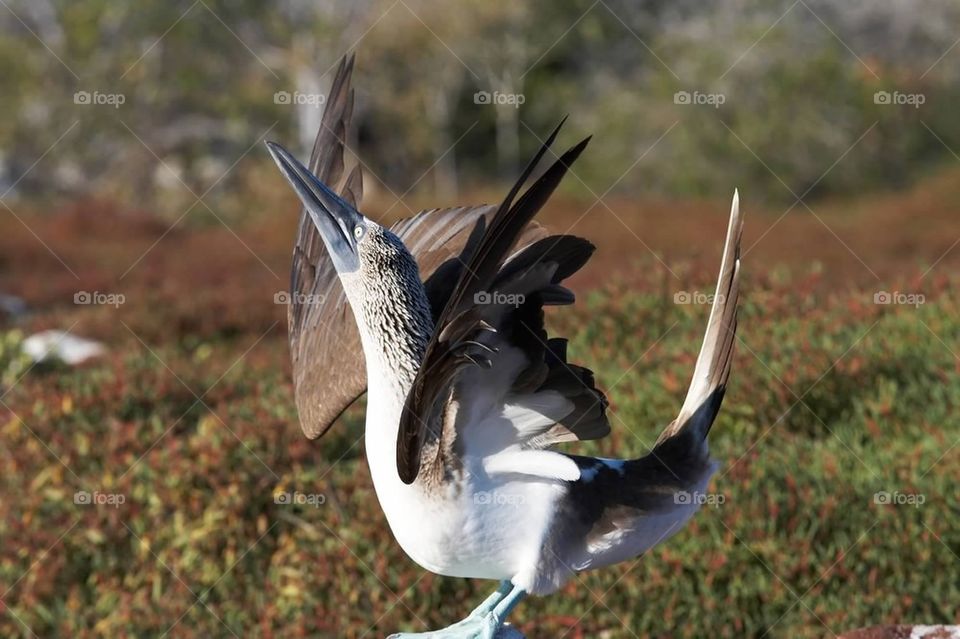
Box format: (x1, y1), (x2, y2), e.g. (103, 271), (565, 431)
(266, 141), (363, 274)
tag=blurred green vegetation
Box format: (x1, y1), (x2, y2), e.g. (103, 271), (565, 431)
(3, 0), (960, 213)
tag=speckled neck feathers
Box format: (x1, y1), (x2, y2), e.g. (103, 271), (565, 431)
(347, 227), (433, 400)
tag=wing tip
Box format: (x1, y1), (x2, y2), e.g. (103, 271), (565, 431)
(566, 135), (592, 163)
(397, 445), (420, 484)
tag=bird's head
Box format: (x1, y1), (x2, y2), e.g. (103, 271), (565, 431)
(265, 141), (431, 367)
(266, 141), (420, 295)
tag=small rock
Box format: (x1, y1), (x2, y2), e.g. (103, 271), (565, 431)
(22, 330), (106, 365)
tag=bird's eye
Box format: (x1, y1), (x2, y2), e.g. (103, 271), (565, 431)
(354, 226), (364, 240)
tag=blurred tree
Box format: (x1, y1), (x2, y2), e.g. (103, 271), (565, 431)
(2, 0), (960, 210)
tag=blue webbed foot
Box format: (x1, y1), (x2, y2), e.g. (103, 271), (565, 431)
(388, 582), (526, 639)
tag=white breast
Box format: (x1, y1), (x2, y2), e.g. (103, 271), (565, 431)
(363, 376), (565, 582)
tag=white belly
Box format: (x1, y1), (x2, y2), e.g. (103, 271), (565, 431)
(363, 404), (563, 581)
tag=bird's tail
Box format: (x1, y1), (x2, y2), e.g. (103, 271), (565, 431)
(565, 193), (741, 516)
(655, 190), (742, 451)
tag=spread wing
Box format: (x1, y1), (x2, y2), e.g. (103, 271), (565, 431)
(397, 121), (611, 484)
(391, 207), (548, 324)
(288, 57), (547, 439)
(288, 55), (364, 440)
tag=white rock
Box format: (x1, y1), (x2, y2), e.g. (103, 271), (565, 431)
(22, 330), (106, 365)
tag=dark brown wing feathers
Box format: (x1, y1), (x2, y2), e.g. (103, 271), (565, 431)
(397, 124), (594, 483)
(288, 55), (365, 439)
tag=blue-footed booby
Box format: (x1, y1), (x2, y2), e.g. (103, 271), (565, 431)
(267, 56), (743, 639)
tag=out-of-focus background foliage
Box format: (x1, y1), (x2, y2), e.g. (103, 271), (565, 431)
(1, 1), (958, 638)
(4, 0), (960, 209)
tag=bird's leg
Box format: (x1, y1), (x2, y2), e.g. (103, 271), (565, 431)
(465, 580), (513, 619)
(477, 584), (526, 639)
